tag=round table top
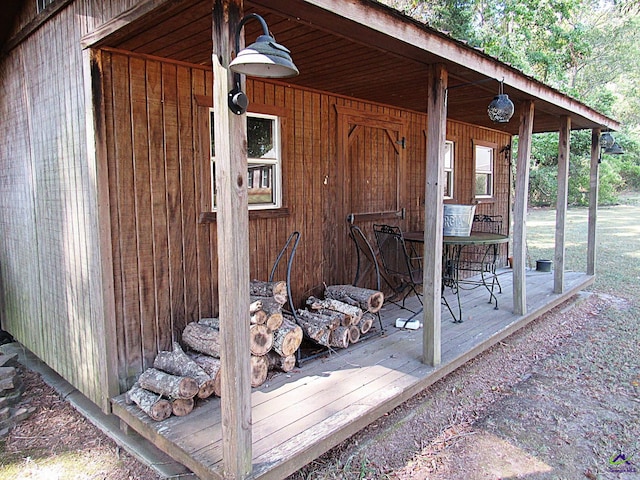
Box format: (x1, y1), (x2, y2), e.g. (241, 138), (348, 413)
(404, 231), (509, 245)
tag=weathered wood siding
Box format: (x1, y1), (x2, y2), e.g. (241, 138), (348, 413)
(98, 49), (512, 392)
(0, 0), (145, 410)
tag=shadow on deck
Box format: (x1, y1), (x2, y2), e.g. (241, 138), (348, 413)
(111, 269), (594, 480)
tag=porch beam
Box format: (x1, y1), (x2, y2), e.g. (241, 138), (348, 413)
(512, 100), (535, 315)
(587, 128), (601, 275)
(212, 1), (253, 479)
(422, 63), (447, 367)
(553, 116), (571, 293)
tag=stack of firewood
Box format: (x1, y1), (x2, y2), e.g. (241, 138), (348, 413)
(295, 285), (384, 349)
(127, 280), (303, 421)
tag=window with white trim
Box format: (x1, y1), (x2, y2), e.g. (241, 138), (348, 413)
(210, 110), (282, 210)
(474, 143), (494, 198)
(443, 140), (454, 199)
(37, 0), (58, 12)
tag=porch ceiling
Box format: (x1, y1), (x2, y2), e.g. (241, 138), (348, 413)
(99, 0), (619, 135)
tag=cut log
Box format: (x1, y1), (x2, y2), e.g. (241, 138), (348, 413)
(295, 313), (331, 347)
(315, 308), (351, 327)
(250, 310), (268, 325)
(250, 296), (284, 331)
(359, 313), (375, 335)
(182, 322), (221, 358)
(266, 351), (296, 373)
(306, 296), (363, 325)
(199, 317), (220, 328)
(126, 385), (172, 421)
(250, 280), (288, 305)
(272, 318), (303, 356)
(328, 326), (350, 349)
(348, 325), (361, 344)
(251, 355), (268, 387)
(153, 344), (216, 399)
(296, 309), (341, 330)
(170, 397), (194, 417)
(138, 368), (199, 399)
(250, 324), (274, 356)
(187, 353), (222, 397)
(325, 285), (385, 313)
(249, 300), (263, 314)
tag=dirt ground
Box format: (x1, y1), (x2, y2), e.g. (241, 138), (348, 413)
(287, 292), (639, 480)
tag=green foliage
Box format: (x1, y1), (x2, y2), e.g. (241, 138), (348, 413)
(384, 0), (640, 203)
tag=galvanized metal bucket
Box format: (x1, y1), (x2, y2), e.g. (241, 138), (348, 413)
(443, 204), (476, 236)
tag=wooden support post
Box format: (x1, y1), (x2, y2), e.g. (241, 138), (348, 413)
(512, 100), (535, 316)
(212, 1), (252, 478)
(587, 128), (601, 276)
(422, 63), (447, 367)
(554, 116), (571, 293)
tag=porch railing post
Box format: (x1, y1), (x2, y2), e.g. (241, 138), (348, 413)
(587, 128), (601, 275)
(512, 100), (534, 316)
(554, 115), (571, 293)
(212, 1), (253, 478)
(422, 63), (447, 366)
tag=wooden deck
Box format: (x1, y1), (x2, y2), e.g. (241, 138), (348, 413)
(111, 269), (594, 480)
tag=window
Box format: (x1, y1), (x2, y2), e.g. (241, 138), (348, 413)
(443, 140), (454, 199)
(474, 143), (495, 198)
(210, 110), (282, 210)
(37, 0), (57, 13)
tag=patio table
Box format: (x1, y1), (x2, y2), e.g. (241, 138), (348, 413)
(403, 231), (509, 322)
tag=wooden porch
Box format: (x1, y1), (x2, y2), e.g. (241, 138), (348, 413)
(112, 269), (593, 480)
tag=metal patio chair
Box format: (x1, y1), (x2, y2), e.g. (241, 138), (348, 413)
(373, 224), (424, 312)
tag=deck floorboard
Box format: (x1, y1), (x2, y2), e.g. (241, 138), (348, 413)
(111, 269), (593, 480)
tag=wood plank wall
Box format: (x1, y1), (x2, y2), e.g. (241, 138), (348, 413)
(0, 1), (136, 410)
(100, 49), (512, 392)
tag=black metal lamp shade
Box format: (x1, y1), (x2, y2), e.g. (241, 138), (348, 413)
(487, 93), (515, 123)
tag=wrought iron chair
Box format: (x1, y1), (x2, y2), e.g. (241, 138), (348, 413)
(373, 224), (460, 322)
(373, 224), (423, 312)
(447, 214), (504, 312)
(348, 224), (385, 332)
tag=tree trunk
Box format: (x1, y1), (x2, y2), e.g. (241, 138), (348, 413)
(186, 353), (222, 397)
(153, 344), (216, 399)
(272, 318), (303, 356)
(138, 368), (199, 399)
(250, 280), (288, 305)
(170, 397), (194, 416)
(266, 351), (296, 373)
(182, 322), (221, 358)
(250, 324), (274, 356)
(251, 355), (268, 387)
(306, 296), (363, 325)
(325, 285), (384, 313)
(126, 385), (172, 421)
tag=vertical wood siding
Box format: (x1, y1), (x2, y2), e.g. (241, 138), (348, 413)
(100, 49), (512, 392)
(0, 2), (115, 409)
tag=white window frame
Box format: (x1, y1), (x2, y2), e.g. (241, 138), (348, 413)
(210, 110), (282, 210)
(443, 140), (454, 199)
(474, 143), (495, 199)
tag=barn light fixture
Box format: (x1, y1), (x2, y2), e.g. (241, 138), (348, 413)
(228, 13), (299, 114)
(487, 80), (515, 123)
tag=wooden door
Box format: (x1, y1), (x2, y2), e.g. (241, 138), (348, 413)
(326, 106), (406, 288)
